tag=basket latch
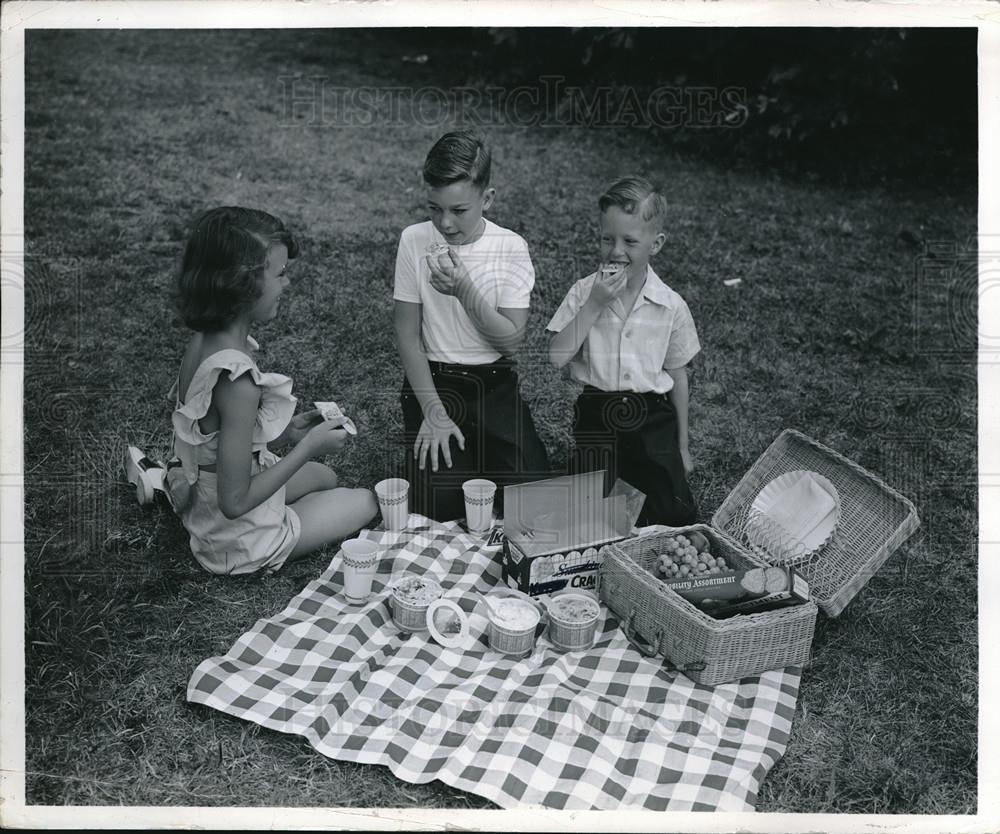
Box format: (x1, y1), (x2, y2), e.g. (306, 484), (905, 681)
(624, 608), (662, 658)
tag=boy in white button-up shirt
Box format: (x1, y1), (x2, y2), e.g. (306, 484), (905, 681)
(547, 176), (700, 525)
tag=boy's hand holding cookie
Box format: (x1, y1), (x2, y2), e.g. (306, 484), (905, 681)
(425, 247), (472, 297)
(589, 263), (628, 307)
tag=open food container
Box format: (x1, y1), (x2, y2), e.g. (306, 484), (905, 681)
(501, 470), (645, 597)
(598, 429), (921, 685)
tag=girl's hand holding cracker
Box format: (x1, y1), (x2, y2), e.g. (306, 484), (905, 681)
(300, 418), (351, 457)
(425, 248), (472, 297)
(415, 406), (466, 472)
(590, 263), (628, 307)
(315, 401), (358, 435)
(283, 408), (325, 446)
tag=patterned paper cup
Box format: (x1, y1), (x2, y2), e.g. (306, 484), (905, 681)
(462, 478), (496, 533)
(340, 538), (380, 605)
(375, 478), (410, 531)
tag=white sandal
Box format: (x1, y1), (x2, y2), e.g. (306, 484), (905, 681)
(125, 446), (165, 507)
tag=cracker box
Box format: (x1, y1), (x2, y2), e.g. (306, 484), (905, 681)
(501, 471), (645, 597)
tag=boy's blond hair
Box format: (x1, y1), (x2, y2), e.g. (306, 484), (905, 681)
(598, 176), (667, 232)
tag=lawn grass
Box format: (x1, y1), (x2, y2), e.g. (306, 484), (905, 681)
(20, 28), (977, 812)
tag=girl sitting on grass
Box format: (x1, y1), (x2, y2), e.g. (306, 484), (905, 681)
(157, 206), (377, 574)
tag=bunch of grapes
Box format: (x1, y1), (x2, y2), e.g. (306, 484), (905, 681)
(655, 532), (728, 579)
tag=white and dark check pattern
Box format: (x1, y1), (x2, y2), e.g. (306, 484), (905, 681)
(187, 518), (801, 811)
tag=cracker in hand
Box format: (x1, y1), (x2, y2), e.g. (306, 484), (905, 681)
(314, 401), (358, 435)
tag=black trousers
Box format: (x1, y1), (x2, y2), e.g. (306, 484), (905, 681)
(399, 360), (551, 522)
(570, 386), (697, 527)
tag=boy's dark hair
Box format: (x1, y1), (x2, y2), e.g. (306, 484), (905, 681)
(422, 130), (492, 190)
(598, 176), (667, 232)
(175, 206), (299, 332)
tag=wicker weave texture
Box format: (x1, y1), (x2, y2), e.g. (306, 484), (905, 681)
(599, 525), (818, 686)
(712, 429), (921, 617)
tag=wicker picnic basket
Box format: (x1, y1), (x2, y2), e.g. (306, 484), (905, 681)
(712, 429), (921, 617)
(598, 429), (920, 684)
(600, 524), (818, 685)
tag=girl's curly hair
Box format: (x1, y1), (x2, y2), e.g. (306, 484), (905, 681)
(175, 206), (299, 332)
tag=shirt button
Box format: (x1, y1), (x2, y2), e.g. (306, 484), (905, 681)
(625, 330), (632, 338)
(624, 372), (631, 381)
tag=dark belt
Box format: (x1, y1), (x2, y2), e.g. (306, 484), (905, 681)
(427, 359), (515, 379)
(581, 385), (670, 405)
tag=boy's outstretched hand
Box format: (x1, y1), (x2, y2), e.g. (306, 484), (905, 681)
(426, 249), (471, 297)
(415, 406), (466, 472)
(589, 264), (628, 307)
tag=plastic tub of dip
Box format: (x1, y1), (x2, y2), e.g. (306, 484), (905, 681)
(389, 575), (443, 632)
(545, 591), (602, 651)
(485, 595), (542, 658)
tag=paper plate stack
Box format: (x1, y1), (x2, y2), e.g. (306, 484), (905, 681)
(745, 470), (841, 568)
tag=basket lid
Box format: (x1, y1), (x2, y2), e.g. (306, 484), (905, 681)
(711, 429), (920, 617)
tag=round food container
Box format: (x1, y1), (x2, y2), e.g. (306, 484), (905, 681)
(486, 596), (542, 658)
(546, 591), (601, 651)
(390, 575), (443, 632)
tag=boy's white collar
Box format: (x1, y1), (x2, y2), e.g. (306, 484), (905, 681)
(638, 265), (672, 307)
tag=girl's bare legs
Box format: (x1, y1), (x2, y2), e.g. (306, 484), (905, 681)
(288, 488), (378, 557)
(282, 461), (378, 558)
(285, 461), (339, 503)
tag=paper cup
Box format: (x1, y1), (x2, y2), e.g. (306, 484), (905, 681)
(462, 478), (496, 533)
(340, 538), (379, 604)
(375, 478), (410, 531)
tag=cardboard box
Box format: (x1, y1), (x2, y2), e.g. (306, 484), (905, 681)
(501, 471), (645, 597)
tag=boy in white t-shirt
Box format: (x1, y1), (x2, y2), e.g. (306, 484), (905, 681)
(547, 176), (700, 526)
(393, 130), (550, 521)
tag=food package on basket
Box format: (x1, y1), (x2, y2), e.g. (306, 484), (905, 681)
(501, 470), (645, 597)
(663, 565), (807, 609)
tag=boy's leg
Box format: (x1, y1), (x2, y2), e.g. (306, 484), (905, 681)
(619, 396), (697, 527)
(481, 366), (551, 502)
(399, 373), (479, 522)
(569, 387), (622, 495)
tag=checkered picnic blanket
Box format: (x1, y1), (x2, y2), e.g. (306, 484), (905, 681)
(187, 518), (801, 811)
